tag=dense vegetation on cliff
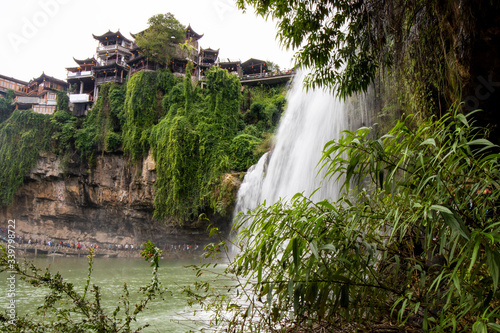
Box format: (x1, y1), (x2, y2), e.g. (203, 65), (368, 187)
(0, 110), (54, 206)
(0, 65), (286, 223)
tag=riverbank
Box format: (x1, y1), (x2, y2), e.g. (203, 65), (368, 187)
(11, 243), (208, 260)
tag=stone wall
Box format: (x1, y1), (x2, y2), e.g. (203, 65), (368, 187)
(0, 152), (232, 249)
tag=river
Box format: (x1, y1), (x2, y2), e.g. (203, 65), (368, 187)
(0, 255), (225, 332)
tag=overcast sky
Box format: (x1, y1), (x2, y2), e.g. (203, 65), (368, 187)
(0, 0), (294, 82)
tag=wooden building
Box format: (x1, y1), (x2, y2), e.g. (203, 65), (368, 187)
(93, 30), (132, 86)
(0, 74), (29, 97)
(185, 24), (203, 50)
(66, 57), (96, 116)
(171, 24), (204, 76)
(218, 59), (242, 77)
(241, 58), (268, 76)
(127, 31), (161, 76)
(15, 73), (68, 114)
(199, 47), (220, 78)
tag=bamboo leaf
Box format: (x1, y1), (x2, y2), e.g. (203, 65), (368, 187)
(466, 139), (497, 147)
(320, 244), (335, 251)
(292, 237), (299, 274)
(420, 138), (436, 146)
(432, 205), (470, 240)
(468, 238), (481, 273)
(488, 323), (500, 332)
(310, 240), (319, 260)
(486, 249), (500, 290)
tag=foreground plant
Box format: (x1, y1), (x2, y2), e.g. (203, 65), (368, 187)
(188, 110), (500, 332)
(0, 241), (164, 332)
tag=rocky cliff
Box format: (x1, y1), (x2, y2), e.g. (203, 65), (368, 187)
(0, 152), (233, 249)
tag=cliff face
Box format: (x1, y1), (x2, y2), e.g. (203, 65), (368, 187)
(0, 152), (232, 248)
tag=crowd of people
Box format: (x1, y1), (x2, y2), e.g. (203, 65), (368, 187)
(1, 228), (202, 254)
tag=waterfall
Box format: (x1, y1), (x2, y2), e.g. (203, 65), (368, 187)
(234, 71), (352, 216)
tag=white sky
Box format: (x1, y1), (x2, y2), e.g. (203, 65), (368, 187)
(0, 0), (294, 82)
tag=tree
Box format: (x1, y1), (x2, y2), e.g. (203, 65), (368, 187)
(266, 60), (280, 72)
(236, 0), (491, 112)
(134, 13), (185, 66)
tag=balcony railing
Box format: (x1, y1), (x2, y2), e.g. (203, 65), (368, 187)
(97, 44), (131, 54)
(129, 63), (159, 76)
(15, 97), (58, 106)
(240, 70), (296, 81)
(16, 96), (39, 104)
(67, 71), (94, 79)
(96, 76), (123, 85)
(96, 59), (128, 67)
(69, 93), (92, 103)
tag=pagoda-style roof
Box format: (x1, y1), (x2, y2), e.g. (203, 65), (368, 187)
(242, 58), (267, 68)
(241, 58), (268, 74)
(200, 47), (219, 66)
(186, 24), (203, 40)
(73, 57), (97, 65)
(127, 54), (148, 66)
(92, 30), (132, 43)
(0, 74), (28, 86)
(130, 29), (145, 39)
(220, 60), (241, 65)
(219, 60), (241, 70)
(200, 47), (219, 55)
(29, 73), (67, 87)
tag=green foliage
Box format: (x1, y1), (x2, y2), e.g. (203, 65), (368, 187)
(150, 108), (201, 221)
(150, 67), (242, 222)
(189, 110), (500, 331)
(55, 90), (69, 112)
(240, 85), (286, 141)
(105, 131), (122, 152)
(76, 83), (126, 156)
(230, 133), (263, 171)
(0, 110), (54, 207)
(50, 109), (77, 154)
(122, 70), (176, 160)
(237, 0), (469, 115)
(266, 60), (280, 72)
(0, 90), (15, 123)
(244, 102), (266, 124)
(51, 91), (78, 154)
(134, 13), (185, 66)
(0, 242), (164, 332)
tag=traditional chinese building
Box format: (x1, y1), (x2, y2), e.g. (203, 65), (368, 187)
(127, 31), (161, 76)
(0, 74), (29, 97)
(241, 58), (268, 76)
(15, 73), (68, 114)
(218, 59), (242, 77)
(199, 47), (220, 78)
(93, 30), (133, 86)
(171, 24), (203, 76)
(66, 57), (97, 116)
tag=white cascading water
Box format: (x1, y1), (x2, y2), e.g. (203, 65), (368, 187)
(234, 70), (350, 216)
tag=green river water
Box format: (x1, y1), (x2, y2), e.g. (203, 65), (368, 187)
(0, 256), (225, 332)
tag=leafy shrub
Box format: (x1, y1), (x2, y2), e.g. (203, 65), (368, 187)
(0, 90), (15, 123)
(191, 110), (500, 332)
(230, 133), (263, 171)
(75, 83), (125, 156)
(104, 131), (122, 152)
